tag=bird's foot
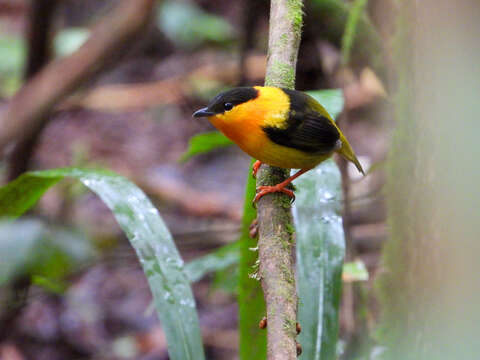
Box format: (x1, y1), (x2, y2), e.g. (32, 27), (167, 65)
(253, 184), (295, 203)
(252, 160), (262, 178)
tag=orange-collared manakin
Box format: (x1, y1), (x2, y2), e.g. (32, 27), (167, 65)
(193, 86), (364, 202)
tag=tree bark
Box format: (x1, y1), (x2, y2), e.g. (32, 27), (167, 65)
(257, 1), (304, 359)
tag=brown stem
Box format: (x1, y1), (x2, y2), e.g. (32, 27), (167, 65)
(256, 1), (304, 359)
(0, 0), (155, 160)
(7, 0), (58, 181)
(24, 0), (58, 79)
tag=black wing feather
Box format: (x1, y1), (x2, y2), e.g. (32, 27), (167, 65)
(263, 89), (340, 154)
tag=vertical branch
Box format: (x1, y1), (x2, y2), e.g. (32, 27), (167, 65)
(24, 0), (58, 79)
(257, 1), (303, 359)
(7, 0), (59, 181)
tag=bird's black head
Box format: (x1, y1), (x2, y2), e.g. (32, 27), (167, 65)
(192, 87), (259, 118)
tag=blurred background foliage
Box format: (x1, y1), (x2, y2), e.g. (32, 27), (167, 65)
(0, 0), (477, 359)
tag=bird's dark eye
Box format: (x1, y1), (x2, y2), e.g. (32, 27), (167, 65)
(224, 103), (233, 111)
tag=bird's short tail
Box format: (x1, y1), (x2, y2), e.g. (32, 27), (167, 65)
(336, 136), (365, 175)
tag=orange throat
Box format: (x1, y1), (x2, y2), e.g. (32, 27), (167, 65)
(208, 113), (265, 154)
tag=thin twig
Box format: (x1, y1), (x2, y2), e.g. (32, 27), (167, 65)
(256, 1), (304, 359)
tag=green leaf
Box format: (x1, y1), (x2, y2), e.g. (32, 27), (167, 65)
(31, 275), (67, 294)
(0, 219), (95, 286)
(293, 90), (346, 360)
(157, 1), (236, 49)
(0, 219), (44, 285)
(0, 36), (25, 73)
(238, 160), (266, 360)
(180, 131), (233, 163)
(184, 241), (240, 282)
(0, 168), (205, 360)
(0, 35), (25, 96)
(307, 89), (344, 120)
(212, 262), (238, 294)
(309, 0), (385, 77)
(145, 240), (239, 312)
(293, 160), (345, 360)
(341, 0), (369, 65)
(343, 260), (369, 282)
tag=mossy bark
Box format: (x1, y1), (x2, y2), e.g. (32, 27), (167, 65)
(257, 1), (303, 359)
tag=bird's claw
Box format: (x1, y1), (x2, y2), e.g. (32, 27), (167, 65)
(252, 160), (262, 179)
(252, 185), (296, 204)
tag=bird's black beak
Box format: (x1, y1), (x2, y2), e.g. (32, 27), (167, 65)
(193, 107), (215, 118)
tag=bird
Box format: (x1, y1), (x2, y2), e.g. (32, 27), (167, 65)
(193, 86), (364, 202)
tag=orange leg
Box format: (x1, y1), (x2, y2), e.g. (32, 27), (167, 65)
(252, 160), (262, 178)
(254, 168), (310, 203)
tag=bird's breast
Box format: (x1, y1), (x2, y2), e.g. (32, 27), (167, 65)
(210, 115), (328, 169)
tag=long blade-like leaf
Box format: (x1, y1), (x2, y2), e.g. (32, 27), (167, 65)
(341, 0), (369, 65)
(0, 218), (95, 286)
(180, 131), (233, 163)
(294, 161), (345, 360)
(185, 241), (240, 283)
(238, 160), (266, 359)
(0, 168), (205, 360)
(294, 90), (346, 360)
(0, 219), (45, 285)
